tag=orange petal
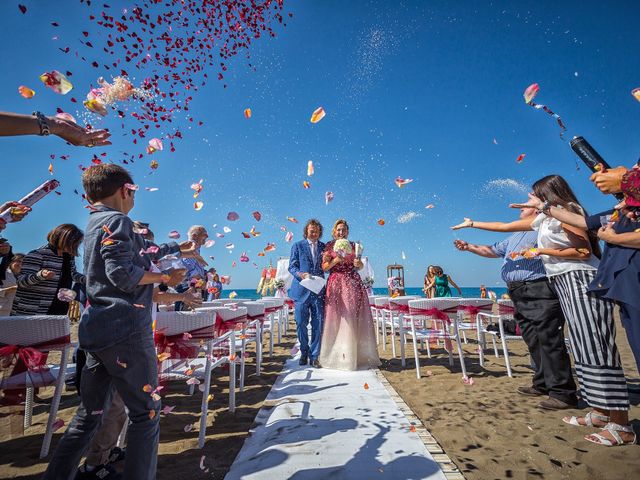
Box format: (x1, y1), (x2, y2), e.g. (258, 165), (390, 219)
(310, 106), (325, 123)
(18, 85), (35, 98)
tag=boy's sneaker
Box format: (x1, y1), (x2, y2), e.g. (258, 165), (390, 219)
(74, 463), (121, 480)
(107, 446), (126, 464)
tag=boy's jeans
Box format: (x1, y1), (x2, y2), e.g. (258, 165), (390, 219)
(44, 329), (159, 480)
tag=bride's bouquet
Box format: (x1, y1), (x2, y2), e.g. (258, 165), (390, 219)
(333, 238), (352, 257)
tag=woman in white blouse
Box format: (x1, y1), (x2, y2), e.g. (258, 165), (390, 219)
(452, 175), (634, 447)
(0, 253), (24, 316)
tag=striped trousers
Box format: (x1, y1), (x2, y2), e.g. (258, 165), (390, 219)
(551, 270), (629, 411)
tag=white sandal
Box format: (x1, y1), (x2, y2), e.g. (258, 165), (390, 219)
(585, 422), (637, 447)
(562, 411), (609, 427)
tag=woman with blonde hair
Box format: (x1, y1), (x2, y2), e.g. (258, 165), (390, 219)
(319, 219), (380, 370)
(423, 265), (436, 298)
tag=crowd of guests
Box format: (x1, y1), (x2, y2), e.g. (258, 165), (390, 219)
(0, 110), (229, 479)
(453, 166), (640, 447)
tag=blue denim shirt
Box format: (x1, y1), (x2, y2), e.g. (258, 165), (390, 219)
(78, 205), (179, 351)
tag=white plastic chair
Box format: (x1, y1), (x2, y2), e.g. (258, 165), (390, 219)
(386, 296), (420, 360)
(230, 301), (265, 377)
(255, 298), (278, 356)
(260, 296), (286, 339)
(155, 309), (237, 448)
(388, 296), (419, 367)
(373, 297), (391, 353)
(0, 315), (72, 458)
(404, 299), (467, 379)
(368, 295), (383, 344)
(456, 298), (495, 344)
(476, 299), (522, 377)
(192, 306), (251, 390)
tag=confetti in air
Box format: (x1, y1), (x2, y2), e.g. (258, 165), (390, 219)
(397, 211), (421, 224)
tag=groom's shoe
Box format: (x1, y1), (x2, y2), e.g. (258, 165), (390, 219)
(311, 359), (321, 368)
(299, 356), (308, 366)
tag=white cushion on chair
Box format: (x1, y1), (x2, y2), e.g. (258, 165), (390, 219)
(407, 298), (460, 318)
(260, 296), (284, 307)
(458, 298), (494, 309)
(156, 311), (216, 336)
(374, 297), (389, 308)
(256, 298), (276, 308)
(0, 315), (70, 346)
(195, 306), (247, 320)
(237, 302), (265, 317)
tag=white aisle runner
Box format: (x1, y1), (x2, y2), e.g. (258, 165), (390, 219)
(225, 358), (448, 480)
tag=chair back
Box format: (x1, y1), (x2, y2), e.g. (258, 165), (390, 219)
(201, 300), (228, 307)
(0, 315), (70, 347)
(388, 296), (418, 312)
(238, 301), (265, 318)
(408, 298), (460, 322)
(498, 299), (515, 319)
(156, 311), (216, 336)
(260, 296), (284, 307)
(457, 298), (494, 318)
(373, 297), (389, 309)
(195, 306), (247, 320)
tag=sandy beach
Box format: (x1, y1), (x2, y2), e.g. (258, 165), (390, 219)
(0, 320), (297, 480)
(1, 312), (638, 480)
(379, 312), (640, 480)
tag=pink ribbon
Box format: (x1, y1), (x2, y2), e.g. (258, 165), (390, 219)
(460, 304), (492, 316)
(408, 307), (450, 322)
(214, 314), (248, 336)
(388, 303), (410, 312)
(407, 307), (452, 351)
(0, 335), (71, 397)
(498, 304), (515, 315)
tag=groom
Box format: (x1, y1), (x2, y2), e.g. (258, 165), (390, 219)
(288, 219), (325, 368)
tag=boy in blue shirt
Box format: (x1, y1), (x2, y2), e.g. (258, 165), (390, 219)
(45, 165), (193, 480)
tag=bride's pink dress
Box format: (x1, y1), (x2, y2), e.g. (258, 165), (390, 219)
(319, 241), (380, 371)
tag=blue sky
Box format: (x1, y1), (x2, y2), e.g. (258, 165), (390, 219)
(2, 1), (640, 289)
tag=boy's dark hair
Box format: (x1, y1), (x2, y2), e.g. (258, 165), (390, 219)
(47, 223), (84, 257)
(82, 164), (133, 203)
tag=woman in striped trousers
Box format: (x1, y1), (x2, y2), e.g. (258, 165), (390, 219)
(453, 174), (634, 446)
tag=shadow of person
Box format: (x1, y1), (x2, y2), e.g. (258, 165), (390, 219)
(225, 416), (359, 479)
(288, 423), (443, 480)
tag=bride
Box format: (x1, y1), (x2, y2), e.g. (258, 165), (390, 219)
(318, 219), (380, 370)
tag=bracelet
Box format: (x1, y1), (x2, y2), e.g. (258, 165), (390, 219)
(470, 220), (474, 227)
(541, 201), (551, 215)
(32, 111), (51, 136)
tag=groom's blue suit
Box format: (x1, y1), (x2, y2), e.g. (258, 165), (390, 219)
(288, 239), (325, 361)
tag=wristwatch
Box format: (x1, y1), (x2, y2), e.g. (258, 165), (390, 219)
(32, 111), (51, 136)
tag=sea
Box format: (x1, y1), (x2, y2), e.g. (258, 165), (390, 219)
(219, 286), (509, 301)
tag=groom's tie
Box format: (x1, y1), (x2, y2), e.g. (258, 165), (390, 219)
(310, 242), (316, 264)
